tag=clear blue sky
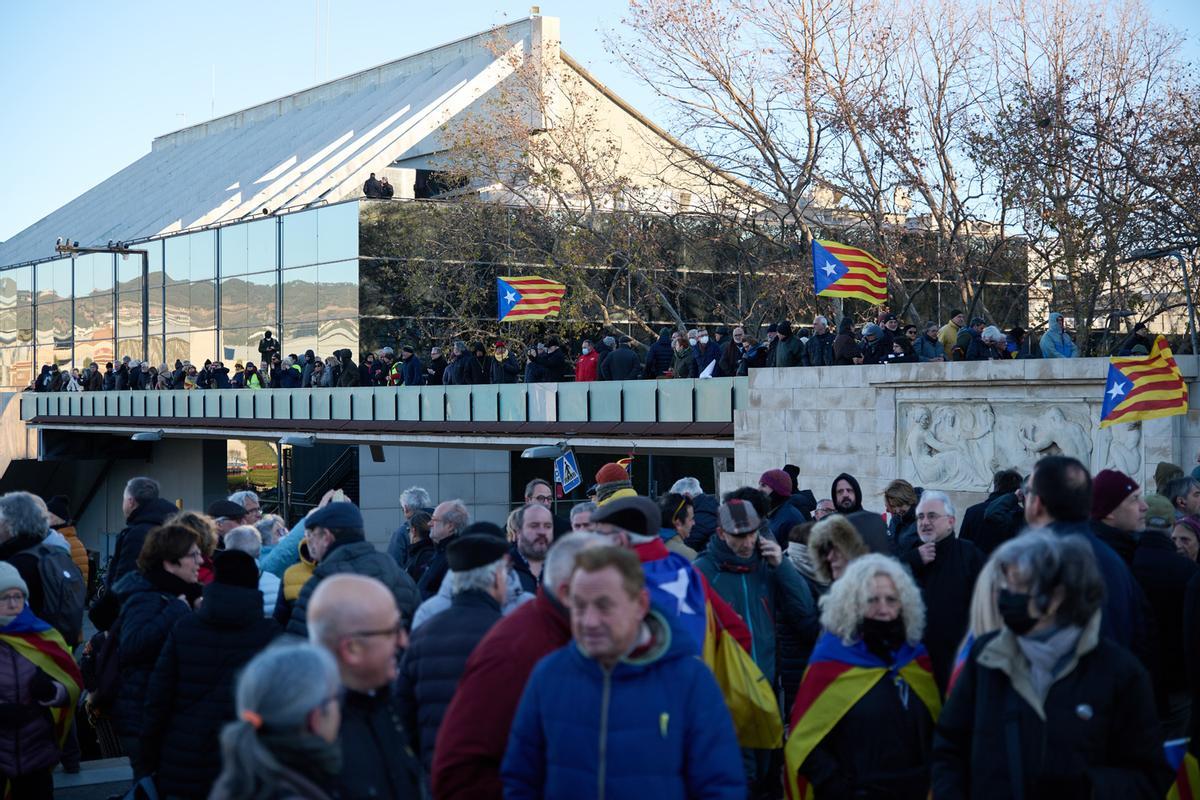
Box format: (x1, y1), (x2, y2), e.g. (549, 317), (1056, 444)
(1, 0), (1197, 244)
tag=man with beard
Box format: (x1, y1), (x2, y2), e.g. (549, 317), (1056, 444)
(831, 473), (865, 514)
(509, 504), (553, 594)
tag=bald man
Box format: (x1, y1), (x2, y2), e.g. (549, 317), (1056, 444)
(309, 575), (421, 800)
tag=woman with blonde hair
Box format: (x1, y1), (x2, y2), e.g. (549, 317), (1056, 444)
(883, 479), (919, 550)
(785, 554), (940, 800)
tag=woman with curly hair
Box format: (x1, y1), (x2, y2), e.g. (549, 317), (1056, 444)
(784, 554), (939, 799)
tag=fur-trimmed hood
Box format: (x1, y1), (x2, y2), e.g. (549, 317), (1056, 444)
(808, 512), (891, 584)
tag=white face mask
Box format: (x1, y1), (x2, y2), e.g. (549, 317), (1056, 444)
(688, 338), (697, 346)
(581, 346), (591, 354)
(700, 335), (709, 345)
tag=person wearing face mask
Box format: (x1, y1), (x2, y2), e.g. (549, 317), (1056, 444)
(692, 328), (721, 376)
(573, 338), (599, 382)
(489, 342), (520, 385)
(670, 333), (697, 378)
(784, 554), (938, 800)
(932, 532), (1172, 800)
(898, 491), (984, 691)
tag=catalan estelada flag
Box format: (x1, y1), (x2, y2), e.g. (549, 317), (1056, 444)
(0, 607), (81, 747)
(812, 239), (888, 305)
(784, 633), (941, 800)
(497, 276), (566, 322)
(1100, 335), (1188, 428)
(1164, 738), (1199, 800)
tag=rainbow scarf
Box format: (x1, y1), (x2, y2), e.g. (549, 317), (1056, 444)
(0, 606), (82, 748)
(947, 631), (974, 693)
(784, 632), (941, 800)
(1166, 739), (1200, 800)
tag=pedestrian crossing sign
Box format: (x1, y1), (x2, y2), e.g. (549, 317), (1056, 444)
(554, 450), (582, 494)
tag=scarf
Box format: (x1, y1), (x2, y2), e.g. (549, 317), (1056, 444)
(261, 729), (342, 788)
(145, 566), (204, 605)
(1017, 624), (1082, 702)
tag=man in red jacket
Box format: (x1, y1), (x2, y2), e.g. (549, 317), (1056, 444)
(574, 338), (599, 382)
(431, 531), (605, 800)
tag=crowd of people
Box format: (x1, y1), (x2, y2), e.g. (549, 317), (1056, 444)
(30, 309), (1158, 394)
(0, 445), (1196, 798)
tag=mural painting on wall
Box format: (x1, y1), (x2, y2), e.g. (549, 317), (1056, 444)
(900, 402), (1142, 491)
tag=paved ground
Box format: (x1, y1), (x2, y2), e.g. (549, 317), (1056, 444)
(53, 758), (132, 800)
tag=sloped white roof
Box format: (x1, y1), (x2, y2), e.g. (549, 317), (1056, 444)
(0, 19), (541, 268)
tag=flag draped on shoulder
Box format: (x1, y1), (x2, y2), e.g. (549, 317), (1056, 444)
(784, 632), (940, 800)
(812, 239), (888, 305)
(1100, 335), (1188, 428)
(1164, 739), (1200, 800)
(497, 276), (566, 322)
(0, 606), (82, 748)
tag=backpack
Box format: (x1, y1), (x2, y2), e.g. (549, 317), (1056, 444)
(80, 615), (123, 713)
(21, 543), (86, 645)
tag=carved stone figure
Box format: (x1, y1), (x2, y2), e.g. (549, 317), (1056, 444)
(904, 405), (991, 489)
(1097, 421), (1142, 477)
(1016, 407), (1093, 466)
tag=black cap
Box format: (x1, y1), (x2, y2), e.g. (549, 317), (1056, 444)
(447, 534), (510, 572)
(767, 323), (778, 333)
(883, 313), (897, 322)
(461, 521), (505, 539)
(777, 321), (792, 336)
(949, 309), (963, 319)
(213, 550), (259, 589)
(207, 500), (248, 520)
(590, 496), (660, 539)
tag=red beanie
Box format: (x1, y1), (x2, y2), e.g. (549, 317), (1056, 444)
(1091, 469), (1138, 520)
(595, 463), (630, 485)
(759, 469), (793, 498)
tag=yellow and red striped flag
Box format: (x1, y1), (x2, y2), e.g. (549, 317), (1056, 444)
(497, 276), (566, 322)
(812, 239), (888, 305)
(1099, 335), (1189, 428)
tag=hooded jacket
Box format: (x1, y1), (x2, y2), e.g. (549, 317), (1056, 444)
(142, 582), (279, 798)
(693, 534), (817, 684)
(107, 497), (181, 589)
(643, 331), (675, 378)
(830, 473), (864, 515)
(1040, 312), (1078, 358)
(807, 513), (892, 586)
(501, 610), (745, 800)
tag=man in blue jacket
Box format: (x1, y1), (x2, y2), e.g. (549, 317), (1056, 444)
(501, 545), (744, 800)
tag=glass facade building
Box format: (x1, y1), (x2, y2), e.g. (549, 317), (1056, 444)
(0, 200), (359, 388)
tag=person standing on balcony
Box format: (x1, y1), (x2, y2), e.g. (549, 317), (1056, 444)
(1040, 311), (1078, 358)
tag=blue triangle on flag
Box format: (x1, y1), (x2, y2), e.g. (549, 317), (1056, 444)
(812, 240), (849, 294)
(1100, 363), (1131, 421)
(497, 278), (523, 322)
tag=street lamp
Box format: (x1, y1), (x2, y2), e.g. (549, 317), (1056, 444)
(1122, 248), (1199, 356)
(520, 442), (567, 459)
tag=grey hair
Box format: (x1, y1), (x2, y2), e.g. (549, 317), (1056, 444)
(439, 500), (470, 536)
(0, 492), (49, 542)
(211, 643), (340, 799)
(542, 532), (606, 598)
(813, 315), (828, 326)
(450, 558), (506, 596)
(124, 476), (160, 505)
(668, 477), (703, 498)
(916, 490), (956, 519)
(225, 526), (264, 559)
(981, 325), (1006, 344)
(228, 490), (260, 508)
(819, 554), (925, 644)
(400, 486), (431, 513)
(255, 515), (285, 544)
(570, 502), (598, 522)
(992, 530), (1105, 627)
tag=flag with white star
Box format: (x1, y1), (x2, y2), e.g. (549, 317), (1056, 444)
(812, 239), (888, 305)
(1099, 335), (1188, 428)
(497, 276), (566, 322)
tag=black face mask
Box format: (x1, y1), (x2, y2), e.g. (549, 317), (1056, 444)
(860, 617), (907, 661)
(997, 589), (1039, 635)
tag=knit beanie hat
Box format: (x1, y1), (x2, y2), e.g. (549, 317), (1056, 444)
(1091, 469), (1139, 521)
(213, 550), (260, 589)
(759, 469), (793, 498)
(863, 323), (883, 339)
(595, 462), (634, 505)
(0, 563), (28, 599)
(1144, 495), (1175, 532)
(1155, 461), (1183, 493)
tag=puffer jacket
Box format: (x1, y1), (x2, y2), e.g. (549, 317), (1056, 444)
(112, 570), (194, 736)
(643, 333), (675, 378)
(501, 611), (744, 800)
(693, 535), (817, 684)
(107, 497), (180, 589)
(54, 525), (90, 586)
(273, 538), (316, 628)
(0, 624), (72, 776)
(397, 589), (502, 772)
(285, 536), (420, 637)
(1040, 312), (1078, 358)
(142, 582), (279, 798)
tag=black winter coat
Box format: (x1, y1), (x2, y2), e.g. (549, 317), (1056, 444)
(490, 354), (521, 384)
(417, 540), (451, 600)
(530, 349), (567, 383)
(1130, 530), (1198, 699)
(112, 570), (195, 736)
(286, 538), (420, 637)
(0, 533), (54, 629)
(932, 626), (1173, 800)
(107, 497), (180, 589)
(800, 665), (934, 799)
(958, 491), (1002, 547)
(975, 492), (1024, 555)
(404, 538), (437, 585)
(396, 589), (502, 772)
(600, 347), (641, 380)
(337, 686), (422, 800)
(142, 582), (279, 798)
(683, 493), (720, 553)
(901, 535), (984, 690)
(643, 335), (674, 378)
(507, 543), (539, 595)
(803, 331), (835, 367)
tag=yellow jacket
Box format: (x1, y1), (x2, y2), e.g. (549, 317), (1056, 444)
(282, 539), (317, 602)
(937, 322), (960, 360)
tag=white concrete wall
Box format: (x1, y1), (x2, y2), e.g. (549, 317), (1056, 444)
(725, 358), (1194, 515)
(358, 445), (511, 546)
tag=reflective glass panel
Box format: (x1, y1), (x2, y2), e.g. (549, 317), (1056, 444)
(317, 202), (358, 264)
(220, 224), (249, 277)
(0, 275), (14, 309)
(165, 333), (189, 366)
(319, 318), (358, 356)
(0, 312), (14, 347)
(282, 210), (318, 268)
(14, 306), (31, 344)
(165, 280), (189, 333)
(117, 337), (144, 363)
(74, 293), (114, 340)
(165, 234), (190, 285)
(147, 335), (164, 368)
(190, 231), (216, 281)
(318, 260), (358, 321)
(76, 253), (113, 296)
(34, 345), (73, 370)
(146, 240), (163, 289)
(220, 277), (249, 323)
(188, 330), (216, 364)
(37, 259), (72, 302)
(245, 271), (277, 330)
(75, 339), (114, 368)
(282, 266), (317, 320)
(148, 283), (163, 329)
(36, 301), (72, 344)
(219, 327), (259, 366)
(117, 291), (142, 339)
(280, 320), (319, 356)
(190, 280), (216, 329)
(247, 218), (277, 271)
(2, 347), (33, 389)
(11, 267), (32, 297)
(117, 248), (143, 285)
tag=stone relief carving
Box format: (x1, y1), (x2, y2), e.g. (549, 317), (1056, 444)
(900, 401), (1113, 491)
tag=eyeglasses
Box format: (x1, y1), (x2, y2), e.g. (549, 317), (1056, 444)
(0, 592), (24, 605)
(916, 513), (944, 522)
(180, 549), (203, 562)
(348, 620), (404, 639)
(532, 494), (553, 503)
